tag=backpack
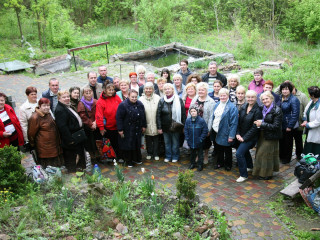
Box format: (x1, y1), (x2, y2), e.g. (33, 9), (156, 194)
(294, 153), (319, 184)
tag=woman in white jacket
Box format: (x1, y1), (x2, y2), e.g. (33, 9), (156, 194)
(139, 82), (161, 160)
(301, 86), (320, 155)
(188, 82), (216, 163)
(19, 86), (38, 142)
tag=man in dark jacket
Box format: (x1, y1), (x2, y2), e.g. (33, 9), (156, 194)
(201, 61), (227, 92)
(177, 59), (193, 85)
(184, 106), (208, 171)
(42, 78), (59, 112)
(139, 72), (160, 96)
(97, 65), (113, 84)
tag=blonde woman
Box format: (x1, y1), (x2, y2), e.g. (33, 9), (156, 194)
(136, 65), (147, 86)
(227, 74), (240, 103)
(116, 79), (130, 101)
(183, 83), (197, 116)
(157, 77), (167, 97)
(173, 74), (185, 98)
(235, 85), (247, 111)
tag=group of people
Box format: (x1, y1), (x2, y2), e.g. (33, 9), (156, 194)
(1, 61), (319, 183)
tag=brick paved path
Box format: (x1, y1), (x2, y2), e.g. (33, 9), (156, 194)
(1, 67), (297, 239)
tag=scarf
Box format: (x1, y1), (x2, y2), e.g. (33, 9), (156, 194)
(262, 102), (274, 120)
(81, 96), (94, 111)
(164, 94), (182, 124)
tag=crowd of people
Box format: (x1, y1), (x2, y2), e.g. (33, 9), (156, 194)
(1, 60), (319, 183)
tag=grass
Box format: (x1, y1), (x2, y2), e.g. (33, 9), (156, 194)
(268, 194), (320, 239)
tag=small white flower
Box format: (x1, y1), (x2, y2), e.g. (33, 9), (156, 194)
(61, 186), (65, 191)
(114, 162), (118, 166)
(113, 159), (117, 163)
(141, 168), (145, 173)
(151, 192), (154, 196)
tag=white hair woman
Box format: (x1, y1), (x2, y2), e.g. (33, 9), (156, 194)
(139, 82), (161, 160)
(157, 83), (186, 163)
(235, 90), (262, 183)
(188, 82), (215, 166)
(211, 88), (238, 171)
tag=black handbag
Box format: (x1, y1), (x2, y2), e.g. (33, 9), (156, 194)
(169, 120), (184, 132)
(72, 129), (87, 145)
(294, 161), (318, 184)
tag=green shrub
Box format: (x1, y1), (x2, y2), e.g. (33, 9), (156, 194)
(0, 146), (26, 193)
(175, 170), (197, 217)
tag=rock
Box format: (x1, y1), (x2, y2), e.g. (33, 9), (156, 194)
(93, 231), (105, 240)
(202, 229), (211, 238)
(94, 220), (101, 225)
(66, 236), (76, 240)
(84, 226), (92, 232)
(149, 229), (159, 237)
(205, 219), (215, 228)
(60, 223), (70, 231)
(116, 223), (128, 234)
(195, 225), (209, 234)
(210, 228), (220, 240)
(260, 61), (283, 69)
(183, 225), (191, 232)
(0, 234), (11, 240)
(193, 194), (200, 204)
(173, 232), (182, 239)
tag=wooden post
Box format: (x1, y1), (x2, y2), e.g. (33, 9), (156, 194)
(72, 52), (77, 71)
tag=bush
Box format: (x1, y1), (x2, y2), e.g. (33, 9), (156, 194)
(0, 146), (26, 193)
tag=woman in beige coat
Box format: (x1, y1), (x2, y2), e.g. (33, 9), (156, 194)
(139, 82), (161, 160)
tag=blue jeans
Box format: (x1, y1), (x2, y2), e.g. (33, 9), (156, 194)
(236, 140), (256, 178)
(163, 132), (180, 161)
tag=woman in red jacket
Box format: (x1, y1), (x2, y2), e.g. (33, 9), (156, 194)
(96, 83), (122, 160)
(0, 93), (24, 148)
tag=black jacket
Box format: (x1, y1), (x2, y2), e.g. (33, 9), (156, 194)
(201, 72), (227, 87)
(54, 101), (83, 150)
(260, 105), (283, 140)
(156, 97), (186, 132)
(42, 89), (54, 111)
(237, 103), (262, 142)
(116, 99), (146, 150)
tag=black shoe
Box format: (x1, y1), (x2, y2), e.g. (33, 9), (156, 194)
(189, 164), (196, 169)
(127, 161), (133, 168)
(258, 176), (272, 180)
(225, 166), (231, 171)
(214, 164), (223, 169)
(133, 160), (142, 165)
(197, 165), (203, 171)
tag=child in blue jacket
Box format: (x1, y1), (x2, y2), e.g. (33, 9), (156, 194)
(184, 106), (208, 171)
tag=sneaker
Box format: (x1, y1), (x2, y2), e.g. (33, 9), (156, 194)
(146, 155), (152, 160)
(127, 161), (133, 168)
(247, 168), (253, 172)
(154, 156), (160, 161)
(164, 159), (170, 163)
(133, 160), (142, 165)
(118, 159), (124, 163)
(172, 159), (178, 163)
(236, 176), (248, 183)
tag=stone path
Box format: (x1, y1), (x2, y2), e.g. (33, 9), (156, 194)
(1, 67), (297, 239)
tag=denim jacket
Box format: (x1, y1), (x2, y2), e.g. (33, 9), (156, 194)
(211, 100), (238, 146)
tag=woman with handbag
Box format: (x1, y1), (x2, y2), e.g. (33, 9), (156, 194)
(116, 90), (146, 167)
(211, 88), (238, 171)
(28, 98), (63, 168)
(96, 82), (122, 160)
(55, 90), (86, 172)
(77, 87), (101, 164)
(188, 82), (215, 164)
(157, 83), (186, 163)
(253, 91), (282, 180)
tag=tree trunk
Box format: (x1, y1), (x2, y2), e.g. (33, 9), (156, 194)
(214, 3), (219, 33)
(34, 0), (43, 51)
(15, 8), (23, 45)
